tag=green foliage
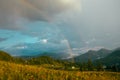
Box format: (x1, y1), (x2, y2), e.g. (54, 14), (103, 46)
(27, 56), (57, 65)
(95, 49), (120, 72)
(78, 59), (95, 71)
(97, 49), (120, 65)
(96, 61), (104, 71)
(87, 59), (94, 71)
(0, 51), (13, 61)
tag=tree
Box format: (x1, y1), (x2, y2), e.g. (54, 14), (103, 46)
(96, 61), (104, 71)
(87, 59), (94, 71)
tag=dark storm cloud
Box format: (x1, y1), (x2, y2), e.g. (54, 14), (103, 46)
(0, 0), (79, 29)
(0, 38), (7, 42)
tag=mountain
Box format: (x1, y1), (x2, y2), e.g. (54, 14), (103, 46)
(14, 50), (73, 60)
(0, 50), (13, 61)
(3, 43), (69, 56)
(114, 47), (120, 51)
(36, 52), (72, 59)
(96, 49), (120, 65)
(72, 48), (112, 62)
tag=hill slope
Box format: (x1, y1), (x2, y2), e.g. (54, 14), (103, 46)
(97, 49), (120, 65)
(0, 50), (13, 61)
(73, 49), (112, 62)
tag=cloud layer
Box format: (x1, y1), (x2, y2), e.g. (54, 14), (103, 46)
(0, 0), (80, 29)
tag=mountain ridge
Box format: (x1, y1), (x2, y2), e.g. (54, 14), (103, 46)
(71, 48), (112, 62)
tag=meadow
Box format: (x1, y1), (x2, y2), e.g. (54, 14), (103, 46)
(0, 61), (120, 80)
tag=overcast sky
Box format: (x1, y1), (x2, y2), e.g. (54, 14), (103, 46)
(0, 0), (120, 55)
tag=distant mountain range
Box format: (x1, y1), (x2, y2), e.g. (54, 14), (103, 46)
(96, 48), (120, 65)
(2, 43), (68, 56)
(14, 47), (119, 64)
(72, 48), (112, 62)
(0, 47), (120, 66)
(70, 47), (120, 66)
(16, 52), (72, 60)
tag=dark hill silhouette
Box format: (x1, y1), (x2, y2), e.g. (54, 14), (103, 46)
(0, 50), (13, 61)
(97, 49), (120, 65)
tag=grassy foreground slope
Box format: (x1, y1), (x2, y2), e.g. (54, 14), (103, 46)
(0, 51), (13, 61)
(0, 61), (120, 80)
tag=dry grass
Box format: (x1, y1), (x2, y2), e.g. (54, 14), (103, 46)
(0, 61), (120, 80)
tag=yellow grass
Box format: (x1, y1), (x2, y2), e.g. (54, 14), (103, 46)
(0, 61), (120, 80)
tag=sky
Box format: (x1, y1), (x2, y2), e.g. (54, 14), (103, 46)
(0, 0), (120, 56)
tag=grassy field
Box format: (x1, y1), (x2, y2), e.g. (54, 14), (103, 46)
(0, 61), (120, 80)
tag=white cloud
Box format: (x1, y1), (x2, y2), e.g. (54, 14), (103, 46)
(41, 39), (48, 44)
(72, 46), (104, 54)
(16, 46), (27, 49)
